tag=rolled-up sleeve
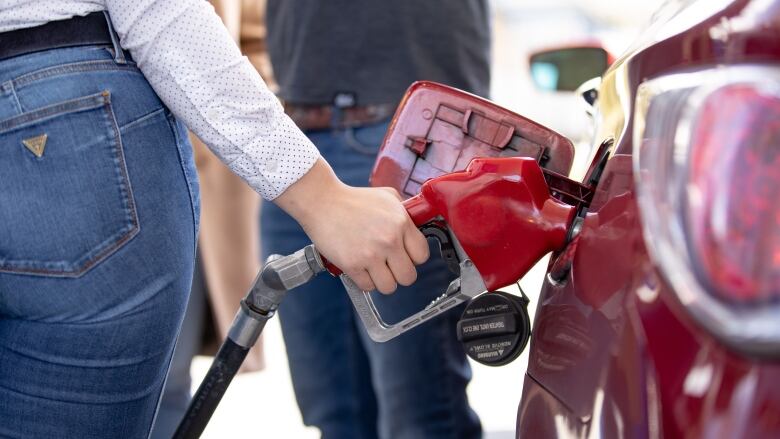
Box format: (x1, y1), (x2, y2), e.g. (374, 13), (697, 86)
(105, 0), (319, 200)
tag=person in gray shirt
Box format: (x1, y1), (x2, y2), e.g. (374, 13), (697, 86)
(263, 1), (489, 438)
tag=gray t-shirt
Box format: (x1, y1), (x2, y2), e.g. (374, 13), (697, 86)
(266, 0), (491, 105)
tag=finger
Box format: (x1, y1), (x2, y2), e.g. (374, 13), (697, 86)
(367, 263), (398, 294)
(404, 226), (430, 265)
(386, 248), (417, 287)
(347, 269), (375, 292)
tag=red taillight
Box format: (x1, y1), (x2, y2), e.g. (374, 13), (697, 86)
(687, 85), (780, 304)
(634, 66), (780, 356)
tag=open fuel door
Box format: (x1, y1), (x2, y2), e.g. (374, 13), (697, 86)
(370, 81), (575, 197)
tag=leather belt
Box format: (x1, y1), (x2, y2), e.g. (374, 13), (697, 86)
(283, 102), (396, 131)
(0, 12), (113, 62)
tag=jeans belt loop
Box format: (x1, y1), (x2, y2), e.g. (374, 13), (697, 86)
(331, 92), (356, 131)
(103, 11), (126, 65)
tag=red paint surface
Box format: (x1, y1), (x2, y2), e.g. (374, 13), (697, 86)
(517, 1), (780, 438)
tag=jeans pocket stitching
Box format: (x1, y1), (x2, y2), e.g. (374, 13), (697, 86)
(0, 92), (107, 133)
(0, 91), (141, 277)
(12, 60), (141, 90)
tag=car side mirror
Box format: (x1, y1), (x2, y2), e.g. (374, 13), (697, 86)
(529, 46), (611, 92)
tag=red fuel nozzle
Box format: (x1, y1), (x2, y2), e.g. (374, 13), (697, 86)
(402, 156), (576, 291)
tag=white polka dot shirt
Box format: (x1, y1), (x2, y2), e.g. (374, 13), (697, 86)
(1, 0), (321, 200)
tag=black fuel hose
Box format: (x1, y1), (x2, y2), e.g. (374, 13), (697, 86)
(172, 338), (249, 439)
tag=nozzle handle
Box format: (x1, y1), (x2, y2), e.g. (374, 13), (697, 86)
(342, 258), (486, 342)
(403, 193), (437, 226)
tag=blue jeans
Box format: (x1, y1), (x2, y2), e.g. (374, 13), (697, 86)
(149, 255), (207, 439)
(261, 120), (482, 439)
(0, 46), (199, 438)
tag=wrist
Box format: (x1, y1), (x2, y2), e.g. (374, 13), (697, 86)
(273, 158), (345, 226)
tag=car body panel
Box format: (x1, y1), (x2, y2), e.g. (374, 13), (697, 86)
(517, 0), (780, 437)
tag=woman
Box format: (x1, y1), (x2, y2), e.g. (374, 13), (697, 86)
(0, 2), (428, 437)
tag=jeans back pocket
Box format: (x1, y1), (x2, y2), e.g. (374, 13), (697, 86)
(0, 91), (139, 277)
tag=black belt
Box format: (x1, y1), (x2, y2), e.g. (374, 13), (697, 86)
(0, 12), (113, 62)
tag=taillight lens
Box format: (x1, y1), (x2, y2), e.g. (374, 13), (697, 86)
(634, 66), (780, 356)
(688, 85), (780, 303)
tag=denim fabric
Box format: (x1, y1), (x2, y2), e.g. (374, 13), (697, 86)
(149, 255), (207, 439)
(0, 46), (199, 438)
(261, 120), (482, 439)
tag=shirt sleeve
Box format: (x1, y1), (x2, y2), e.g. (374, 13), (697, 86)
(104, 0), (320, 200)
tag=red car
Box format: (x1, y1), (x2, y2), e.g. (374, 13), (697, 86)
(518, 0), (780, 437)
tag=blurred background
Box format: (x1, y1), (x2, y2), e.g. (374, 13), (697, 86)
(191, 1), (663, 437)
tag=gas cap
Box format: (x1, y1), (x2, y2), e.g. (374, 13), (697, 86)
(456, 290), (531, 366)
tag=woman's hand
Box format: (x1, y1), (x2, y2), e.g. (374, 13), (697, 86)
(274, 159), (429, 293)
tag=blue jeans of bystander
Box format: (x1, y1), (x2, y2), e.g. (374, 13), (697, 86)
(261, 119), (482, 439)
